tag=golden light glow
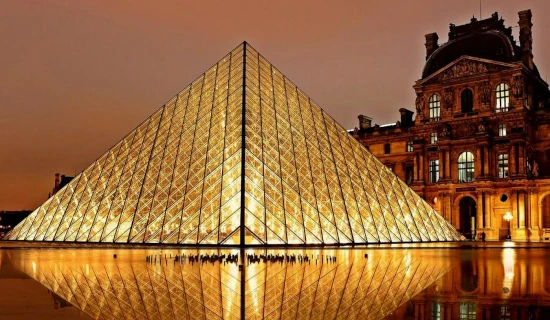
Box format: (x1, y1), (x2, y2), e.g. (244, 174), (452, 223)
(4, 43), (461, 245)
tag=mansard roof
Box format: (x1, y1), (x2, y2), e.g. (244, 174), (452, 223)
(422, 13), (524, 78)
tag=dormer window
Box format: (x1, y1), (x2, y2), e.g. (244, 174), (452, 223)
(429, 94), (441, 121)
(496, 83), (510, 112)
(461, 89), (474, 113)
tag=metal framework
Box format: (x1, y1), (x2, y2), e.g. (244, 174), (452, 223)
(5, 42), (461, 245)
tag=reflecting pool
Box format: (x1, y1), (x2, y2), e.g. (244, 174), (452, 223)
(0, 247), (549, 319)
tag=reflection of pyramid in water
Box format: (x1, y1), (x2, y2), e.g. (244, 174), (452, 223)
(13, 249), (452, 320)
(6, 42), (460, 245)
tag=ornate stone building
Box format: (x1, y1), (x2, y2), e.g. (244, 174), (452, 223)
(353, 10), (550, 241)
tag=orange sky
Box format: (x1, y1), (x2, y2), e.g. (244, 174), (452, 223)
(1, 0), (549, 210)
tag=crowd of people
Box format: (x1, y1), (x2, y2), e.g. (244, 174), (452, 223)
(144, 252), (347, 266)
(246, 253), (337, 265)
(145, 252), (239, 265)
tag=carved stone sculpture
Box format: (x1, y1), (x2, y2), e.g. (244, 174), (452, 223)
(440, 124), (451, 138)
(441, 61), (488, 80)
(415, 93), (425, 115)
(477, 120), (487, 133)
(443, 88), (454, 109)
(512, 75), (524, 99)
(478, 82), (491, 105)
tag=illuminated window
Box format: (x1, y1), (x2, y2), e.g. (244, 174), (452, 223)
(461, 89), (474, 113)
(406, 140), (414, 152)
(498, 154), (508, 179)
(496, 83), (510, 112)
(384, 143), (391, 154)
(429, 94), (441, 121)
(498, 124), (506, 136)
(430, 132), (437, 144)
(499, 306), (511, 320)
(429, 160), (439, 183)
(459, 302), (477, 319)
(458, 152), (475, 183)
(431, 302), (441, 320)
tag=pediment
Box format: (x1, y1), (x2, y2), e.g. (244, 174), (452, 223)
(417, 56), (520, 85)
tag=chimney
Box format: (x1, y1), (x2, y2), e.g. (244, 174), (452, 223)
(518, 9), (534, 70)
(358, 115), (372, 130)
(425, 33), (439, 60)
(54, 173), (61, 190)
(399, 108), (414, 127)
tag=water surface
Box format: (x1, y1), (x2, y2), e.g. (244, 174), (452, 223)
(0, 247), (548, 319)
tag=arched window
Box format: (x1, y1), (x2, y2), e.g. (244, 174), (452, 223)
(429, 94), (441, 121)
(458, 151), (475, 183)
(461, 89), (474, 113)
(496, 83), (510, 112)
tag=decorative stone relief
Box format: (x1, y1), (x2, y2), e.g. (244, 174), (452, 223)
(453, 123), (476, 138)
(415, 93), (425, 115)
(512, 75), (524, 100)
(478, 82), (491, 105)
(441, 61), (488, 80)
(440, 124), (451, 139)
(477, 120), (487, 133)
(443, 88), (454, 110)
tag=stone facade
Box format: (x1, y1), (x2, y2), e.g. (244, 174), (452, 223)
(353, 10), (550, 241)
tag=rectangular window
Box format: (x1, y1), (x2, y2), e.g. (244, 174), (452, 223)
(459, 302), (477, 320)
(429, 94), (441, 121)
(429, 160), (439, 183)
(496, 83), (510, 112)
(498, 153), (508, 178)
(431, 302), (441, 320)
(499, 306), (511, 320)
(384, 143), (391, 154)
(431, 132), (438, 144)
(406, 140), (414, 152)
(499, 124), (506, 136)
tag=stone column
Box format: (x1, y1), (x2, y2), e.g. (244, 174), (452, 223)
(476, 146), (483, 177)
(510, 143), (517, 176)
(483, 145), (490, 178)
(528, 189), (539, 238)
(486, 191), (494, 229)
(511, 190), (518, 233)
(439, 151), (445, 180)
(443, 303), (453, 320)
(518, 143), (526, 176)
(445, 149), (451, 179)
(418, 153), (425, 182)
(477, 192), (485, 230)
(518, 190), (526, 228)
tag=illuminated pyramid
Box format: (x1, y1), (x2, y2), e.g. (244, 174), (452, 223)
(5, 42), (461, 245)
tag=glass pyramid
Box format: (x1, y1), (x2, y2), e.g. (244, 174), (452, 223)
(5, 42), (461, 245)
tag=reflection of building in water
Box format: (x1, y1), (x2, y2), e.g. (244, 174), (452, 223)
(11, 249), (451, 320)
(353, 10), (550, 241)
(386, 249), (550, 320)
